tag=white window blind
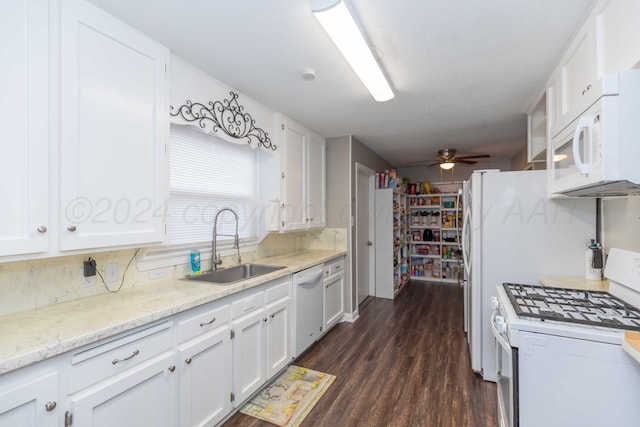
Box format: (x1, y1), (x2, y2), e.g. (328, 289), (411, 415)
(169, 124), (257, 246)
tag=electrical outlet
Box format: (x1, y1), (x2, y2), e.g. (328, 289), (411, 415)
(148, 269), (167, 281)
(80, 268), (96, 287)
(106, 263), (119, 283)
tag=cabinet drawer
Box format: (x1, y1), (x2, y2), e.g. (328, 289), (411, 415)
(265, 278), (291, 304)
(68, 321), (173, 394)
(324, 258), (344, 277)
(177, 303), (230, 343)
(231, 291), (265, 319)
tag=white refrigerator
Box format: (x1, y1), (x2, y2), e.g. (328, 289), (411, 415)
(462, 170), (596, 382)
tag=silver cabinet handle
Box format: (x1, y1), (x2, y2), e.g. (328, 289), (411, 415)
(270, 313), (275, 318)
(199, 317), (216, 327)
(67, 225), (77, 232)
(185, 357), (192, 364)
(112, 349), (139, 365)
(168, 365), (175, 372)
(37, 226), (47, 233)
(45, 401), (57, 411)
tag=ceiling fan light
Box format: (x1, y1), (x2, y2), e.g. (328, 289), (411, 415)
(440, 162), (455, 170)
(311, 0), (394, 102)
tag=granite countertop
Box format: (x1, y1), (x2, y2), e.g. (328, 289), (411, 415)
(539, 275), (610, 292)
(0, 249), (345, 375)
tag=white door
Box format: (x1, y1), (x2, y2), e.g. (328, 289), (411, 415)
(0, 0), (49, 258)
(59, 0), (168, 251)
(177, 327), (232, 427)
(355, 164), (375, 305)
(231, 308), (266, 406)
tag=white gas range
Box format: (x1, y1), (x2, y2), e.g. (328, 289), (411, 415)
(491, 248), (640, 427)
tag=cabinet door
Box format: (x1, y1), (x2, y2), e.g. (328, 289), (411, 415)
(231, 307), (266, 406)
(594, 0), (640, 76)
(306, 132), (326, 228)
(265, 297), (290, 379)
(0, 372), (58, 427)
(558, 21), (596, 121)
(60, 0), (169, 251)
(324, 273), (344, 331)
(281, 119), (306, 231)
(177, 326), (232, 427)
(0, 0), (49, 257)
(70, 352), (176, 427)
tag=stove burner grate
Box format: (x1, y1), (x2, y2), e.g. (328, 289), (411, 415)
(502, 282), (640, 331)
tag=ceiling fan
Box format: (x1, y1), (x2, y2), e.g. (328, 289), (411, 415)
(409, 148), (491, 169)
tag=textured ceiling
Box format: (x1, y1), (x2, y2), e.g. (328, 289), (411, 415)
(87, 0), (596, 167)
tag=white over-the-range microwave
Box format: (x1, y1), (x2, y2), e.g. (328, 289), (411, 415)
(548, 69), (640, 198)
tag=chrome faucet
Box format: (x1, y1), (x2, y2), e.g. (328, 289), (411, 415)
(211, 208), (241, 270)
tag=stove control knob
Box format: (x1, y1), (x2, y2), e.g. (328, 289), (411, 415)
(490, 296), (499, 310)
(495, 315), (507, 334)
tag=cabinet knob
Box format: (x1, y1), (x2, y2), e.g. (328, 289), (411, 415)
(168, 365), (176, 372)
(185, 358), (192, 364)
(270, 313), (275, 318)
(263, 318), (268, 322)
(45, 401), (57, 412)
(37, 225), (48, 233)
(67, 225), (77, 232)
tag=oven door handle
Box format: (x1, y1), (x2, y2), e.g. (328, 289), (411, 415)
(490, 310), (512, 353)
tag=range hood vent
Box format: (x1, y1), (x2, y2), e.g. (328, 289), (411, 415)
(560, 180), (640, 198)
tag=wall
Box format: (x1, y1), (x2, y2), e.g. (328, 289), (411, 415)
(0, 228), (347, 317)
(603, 196), (640, 253)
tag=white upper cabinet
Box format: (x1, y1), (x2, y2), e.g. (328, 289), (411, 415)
(553, 0), (640, 137)
(60, 0), (169, 251)
(0, 0), (49, 257)
(306, 131), (327, 228)
(556, 19), (597, 134)
(594, 0), (640, 76)
(279, 116), (326, 232)
(280, 118), (307, 231)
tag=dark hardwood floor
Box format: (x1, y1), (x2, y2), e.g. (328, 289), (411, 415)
(223, 281), (497, 427)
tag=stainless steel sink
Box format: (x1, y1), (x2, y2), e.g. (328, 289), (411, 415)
(183, 263), (285, 285)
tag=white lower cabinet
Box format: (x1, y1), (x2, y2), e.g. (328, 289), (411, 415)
(323, 257), (345, 332)
(265, 297), (291, 379)
(69, 353), (176, 427)
(231, 306), (267, 407)
(0, 371), (58, 427)
(231, 277), (292, 407)
(0, 274), (300, 426)
(177, 327), (232, 427)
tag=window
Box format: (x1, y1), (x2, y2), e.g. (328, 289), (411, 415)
(169, 124), (257, 248)
(138, 123), (259, 270)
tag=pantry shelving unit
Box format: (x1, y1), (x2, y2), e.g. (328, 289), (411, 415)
(408, 191), (464, 284)
(374, 188), (410, 299)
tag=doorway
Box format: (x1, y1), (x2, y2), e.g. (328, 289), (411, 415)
(355, 163), (375, 306)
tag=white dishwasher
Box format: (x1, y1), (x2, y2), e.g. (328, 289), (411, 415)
(292, 264), (324, 357)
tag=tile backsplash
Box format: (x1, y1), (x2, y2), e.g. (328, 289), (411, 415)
(0, 228), (346, 317)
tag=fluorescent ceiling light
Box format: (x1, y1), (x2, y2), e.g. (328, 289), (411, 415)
(311, 0), (394, 102)
(440, 162), (455, 170)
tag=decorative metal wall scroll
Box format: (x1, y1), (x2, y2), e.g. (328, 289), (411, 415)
(170, 91), (276, 151)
